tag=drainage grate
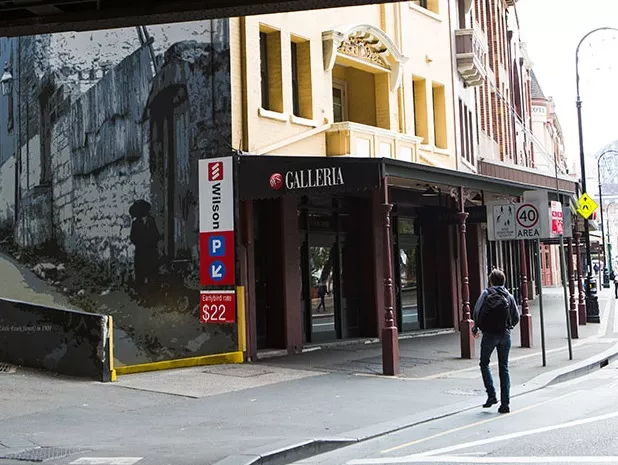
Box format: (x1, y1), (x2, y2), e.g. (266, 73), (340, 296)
(0, 447), (86, 462)
(444, 388), (485, 397)
(0, 364), (16, 374)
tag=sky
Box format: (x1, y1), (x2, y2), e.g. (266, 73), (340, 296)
(516, 0), (618, 176)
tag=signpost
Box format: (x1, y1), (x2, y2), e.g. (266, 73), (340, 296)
(551, 201), (564, 236)
(486, 196), (571, 366)
(199, 156), (238, 327)
(577, 192), (598, 220)
(200, 290), (236, 323)
(515, 203), (541, 239)
(199, 157), (236, 286)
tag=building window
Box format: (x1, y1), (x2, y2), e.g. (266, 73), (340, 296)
(332, 64), (389, 130)
(332, 79), (347, 123)
(412, 77), (428, 143)
(259, 28), (283, 113)
(291, 42), (299, 117)
(291, 38), (313, 119)
(459, 99), (466, 161)
(432, 83), (447, 149)
(458, 98), (475, 164)
(259, 32), (269, 110)
(410, 0), (439, 14)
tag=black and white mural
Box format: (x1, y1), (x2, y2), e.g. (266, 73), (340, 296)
(0, 20), (235, 367)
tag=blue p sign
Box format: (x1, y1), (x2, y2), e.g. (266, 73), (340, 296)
(209, 236), (225, 257)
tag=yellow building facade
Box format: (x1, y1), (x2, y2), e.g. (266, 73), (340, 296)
(230, 0), (458, 169)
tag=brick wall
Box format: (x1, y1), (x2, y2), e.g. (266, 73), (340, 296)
(0, 20), (232, 282)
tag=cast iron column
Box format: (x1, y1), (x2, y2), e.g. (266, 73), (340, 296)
(458, 188), (474, 359)
(575, 230), (587, 325)
(519, 240), (532, 348)
(568, 237), (579, 338)
(381, 179), (399, 376)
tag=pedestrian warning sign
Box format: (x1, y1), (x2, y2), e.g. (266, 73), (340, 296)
(577, 193), (598, 220)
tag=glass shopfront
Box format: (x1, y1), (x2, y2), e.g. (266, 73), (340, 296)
(299, 196), (362, 343)
(394, 216), (422, 332)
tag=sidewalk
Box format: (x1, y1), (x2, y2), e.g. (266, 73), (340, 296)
(0, 287), (617, 465)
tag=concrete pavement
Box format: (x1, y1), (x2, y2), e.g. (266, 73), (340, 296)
(0, 287), (616, 465)
(289, 352), (618, 464)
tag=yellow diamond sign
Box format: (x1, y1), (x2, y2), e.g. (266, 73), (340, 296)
(577, 192), (598, 220)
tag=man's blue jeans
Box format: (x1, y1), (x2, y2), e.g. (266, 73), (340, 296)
(480, 331), (512, 406)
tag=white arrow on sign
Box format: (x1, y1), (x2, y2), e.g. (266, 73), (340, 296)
(210, 263), (223, 279)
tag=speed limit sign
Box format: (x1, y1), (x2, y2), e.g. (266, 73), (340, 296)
(515, 204), (540, 238)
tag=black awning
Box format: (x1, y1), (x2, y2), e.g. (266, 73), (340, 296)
(237, 155), (382, 201)
(382, 158), (528, 197)
(236, 154), (576, 202)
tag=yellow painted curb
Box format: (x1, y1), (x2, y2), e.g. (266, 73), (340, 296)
(115, 351), (244, 376)
(108, 315), (116, 382)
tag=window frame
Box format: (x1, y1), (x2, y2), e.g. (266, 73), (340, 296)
(332, 78), (348, 123)
(259, 31), (270, 110)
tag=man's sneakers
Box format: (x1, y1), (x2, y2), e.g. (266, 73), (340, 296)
(498, 405), (510, 414)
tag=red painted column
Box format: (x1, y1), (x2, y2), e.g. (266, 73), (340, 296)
(568, 237), (579, 338)
(519, 240), (532, 348)
(381, 179), (399, 376)
(575, 230), (587, 326)
(241, 200), (258, 360)
(458, 189), (474, 359)
(281, 196), (302, 353)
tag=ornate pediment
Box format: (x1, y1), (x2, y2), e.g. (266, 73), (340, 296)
(323, 24), (408, 91)
(337, 35), (390, 69)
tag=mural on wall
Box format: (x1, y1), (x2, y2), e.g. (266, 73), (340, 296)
(0, 20), (235, 367)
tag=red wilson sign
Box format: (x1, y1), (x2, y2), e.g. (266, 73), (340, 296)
(200, 290), (236, 324)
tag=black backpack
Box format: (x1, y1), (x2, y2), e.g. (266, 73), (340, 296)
(478, 288), (511, 334)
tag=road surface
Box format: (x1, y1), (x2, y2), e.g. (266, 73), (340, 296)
(293, 360), (618, 465)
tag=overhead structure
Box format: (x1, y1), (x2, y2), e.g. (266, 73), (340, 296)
(0, 0), (394, 37)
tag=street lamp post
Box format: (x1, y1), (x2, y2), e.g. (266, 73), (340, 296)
(574, 27), (618, 323)
(597, 150), (618, 288)
(608, 209), (613, 278)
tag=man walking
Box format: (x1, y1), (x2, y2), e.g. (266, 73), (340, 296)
(472, 269), (520, 414)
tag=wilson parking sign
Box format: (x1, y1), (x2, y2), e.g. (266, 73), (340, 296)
(199, 157), (235, 286)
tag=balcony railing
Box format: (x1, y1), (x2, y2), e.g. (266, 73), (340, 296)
(455, 24), (488, 87)
(326, 122), (423, 161)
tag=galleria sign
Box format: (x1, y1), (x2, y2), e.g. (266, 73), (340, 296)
(270, 167), (345, 191)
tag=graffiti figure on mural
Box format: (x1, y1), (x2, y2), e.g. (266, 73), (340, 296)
(129, 200), (161, 295)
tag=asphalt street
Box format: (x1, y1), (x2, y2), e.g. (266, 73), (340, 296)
(292, 361), (618, 465)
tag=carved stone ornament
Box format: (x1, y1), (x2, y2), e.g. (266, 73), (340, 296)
(338, 36), (390, 69)
(323, 24), (408, 91)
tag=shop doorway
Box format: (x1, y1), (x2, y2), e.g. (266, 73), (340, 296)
(304, 233), (339, 342)
(301, 232), (361, 343)
(299, 197), (362, 344)
(393, 217), (422, 332)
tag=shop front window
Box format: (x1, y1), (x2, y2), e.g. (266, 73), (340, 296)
(396, 216), (421, 331)
(309, 245), (336, 339)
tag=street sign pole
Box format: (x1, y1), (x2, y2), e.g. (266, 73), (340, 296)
(535, 239), (547, 367)
(559, 233), (573, 361)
